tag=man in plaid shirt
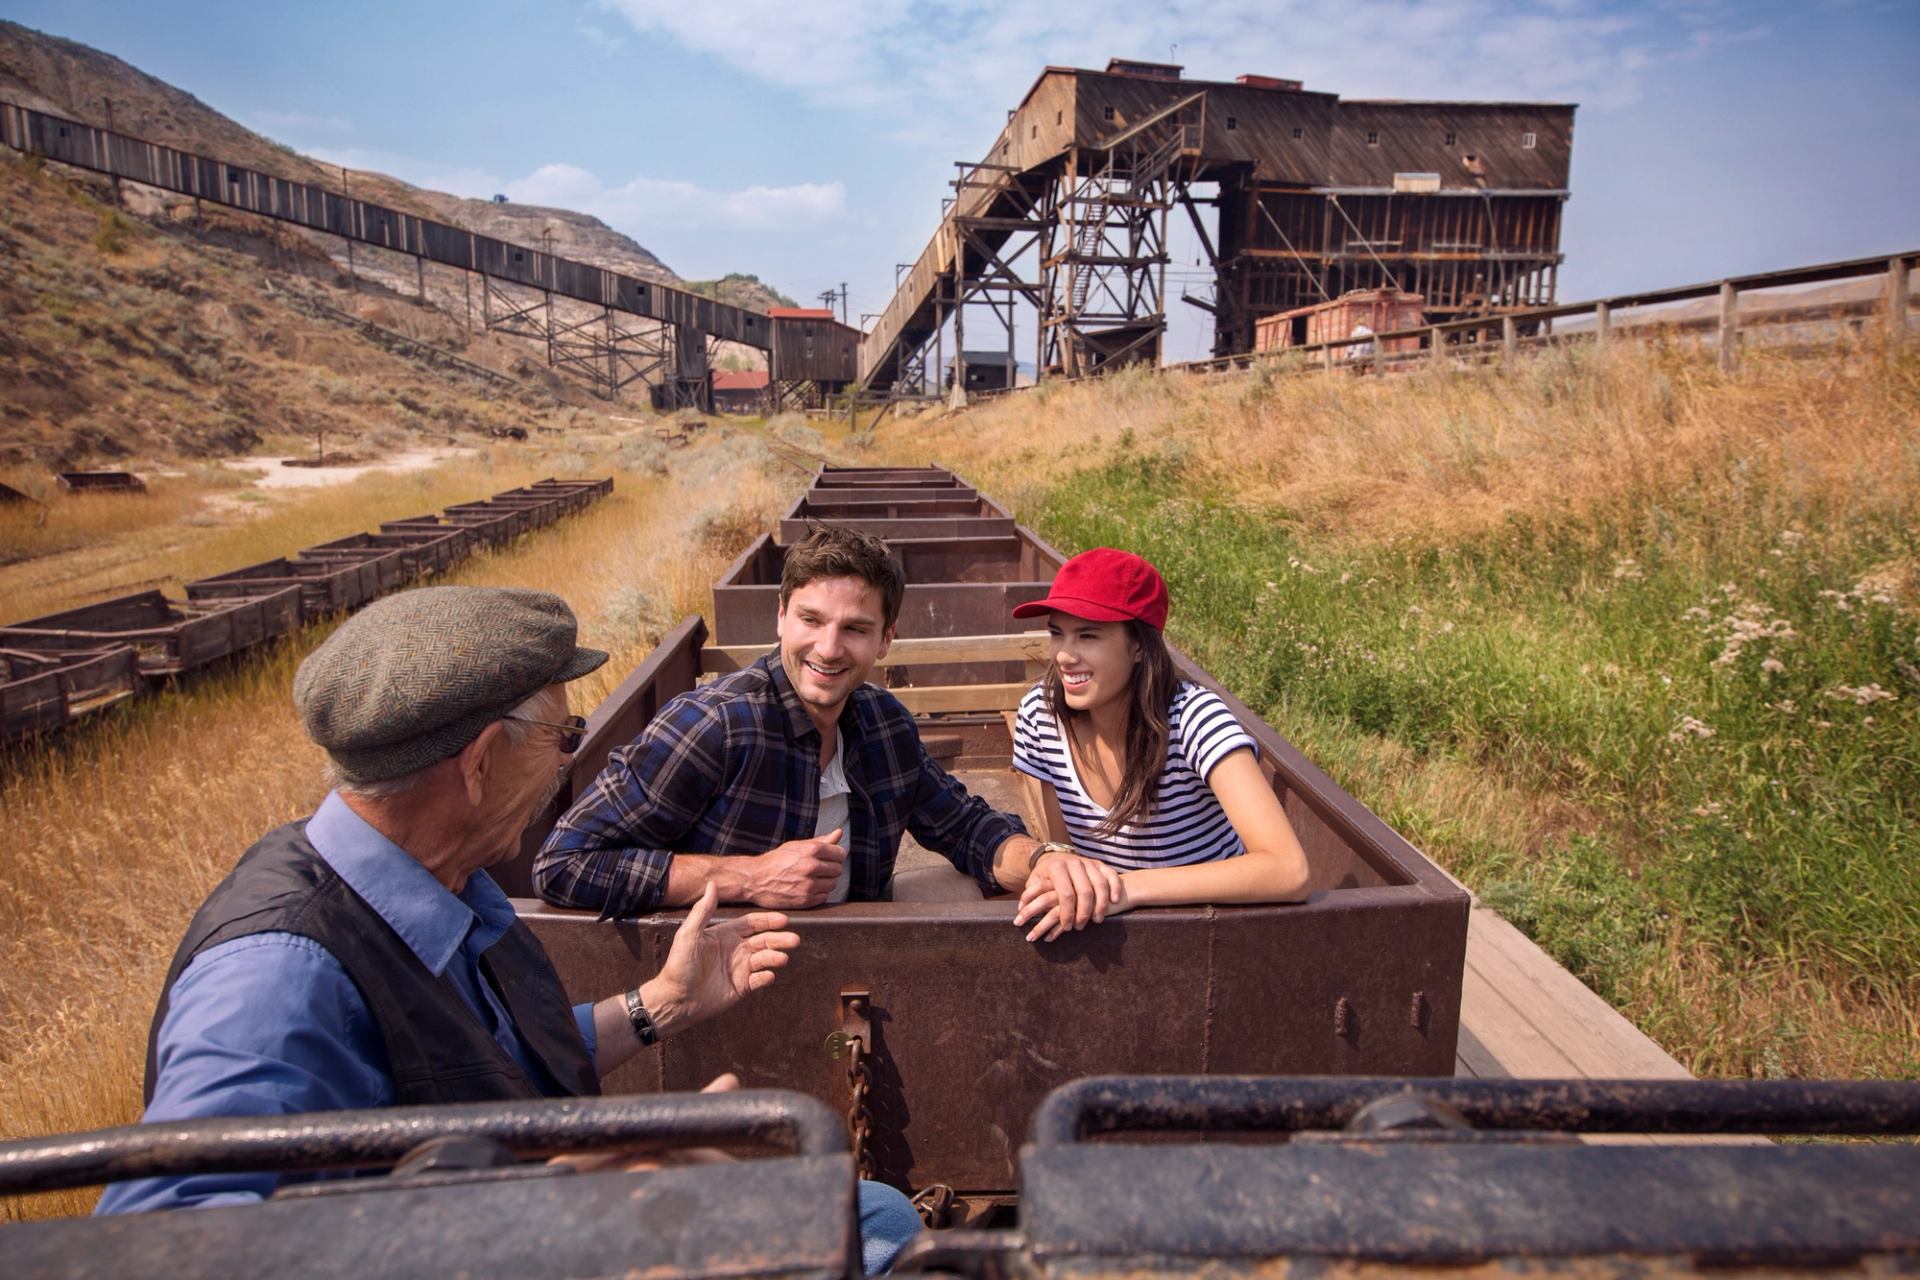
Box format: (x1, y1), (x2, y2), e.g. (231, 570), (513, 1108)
(535, 526), (1045, 916)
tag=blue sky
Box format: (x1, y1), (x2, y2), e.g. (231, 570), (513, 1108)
(8, 0), (1917, 360)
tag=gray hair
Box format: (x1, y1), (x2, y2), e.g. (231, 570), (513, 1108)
(326, 686), (567, 799)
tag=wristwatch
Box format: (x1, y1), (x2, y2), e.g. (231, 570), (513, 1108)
(623, 987), (659, 1046)
(1028, 840), (1074, 871)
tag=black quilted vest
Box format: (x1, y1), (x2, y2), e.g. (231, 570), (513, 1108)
(144, 820), (599, 1105)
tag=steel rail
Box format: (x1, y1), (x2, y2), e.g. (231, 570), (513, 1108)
(1030, 1076), (1920, 1146)
(0, 1091), (845, 1195)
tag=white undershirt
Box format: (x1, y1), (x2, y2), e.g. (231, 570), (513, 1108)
(816, 743), (852, 903)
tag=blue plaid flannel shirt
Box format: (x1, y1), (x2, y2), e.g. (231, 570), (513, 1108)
(534, 655), (1026, 915)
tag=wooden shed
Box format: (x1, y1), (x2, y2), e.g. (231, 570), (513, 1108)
(710, 369), (771, 414)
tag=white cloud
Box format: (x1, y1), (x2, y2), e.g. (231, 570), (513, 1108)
(305, 146), (505, 201)
(504, 161), (845, 231)
(576, 21), (627, 54)
(595, 0), (1773, 120)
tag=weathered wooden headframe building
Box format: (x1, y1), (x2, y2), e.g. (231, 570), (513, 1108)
(0, 101), (860, 410)
(859, 60), (1573, 391)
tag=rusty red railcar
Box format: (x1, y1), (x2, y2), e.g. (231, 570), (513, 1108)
(1255, 288), (1427, 356)
(778, 494), (1015, 541)
(504, 467), (1471, 1222)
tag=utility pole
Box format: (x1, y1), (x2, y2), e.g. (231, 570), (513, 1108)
(102, 97), (122, 208)
(819, 283), (849, 325)
(341, 166), (356, 292)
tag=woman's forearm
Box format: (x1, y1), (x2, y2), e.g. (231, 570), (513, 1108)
(1121, 848), (1309, 908)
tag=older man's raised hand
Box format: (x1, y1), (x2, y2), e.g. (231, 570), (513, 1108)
(645, 883), (800, 1037)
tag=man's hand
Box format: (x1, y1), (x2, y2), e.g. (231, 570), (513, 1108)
(745, 827), (847, 907)
(1013, 849), (1128, 943)
(549, 1074), (741, 1173)
(641, 884), (800, 1037)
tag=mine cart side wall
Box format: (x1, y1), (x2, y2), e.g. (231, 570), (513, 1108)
(779, 496), (1014, 546)
(186, 558), (375, 617)
(713, 537), (1053, 650)
(815, 467), (956, 486)
(800, 486), (980, 505)
(520, 889), (1465, 1194)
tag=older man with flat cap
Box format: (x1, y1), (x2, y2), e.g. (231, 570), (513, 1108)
(101, 587), (814, 1212)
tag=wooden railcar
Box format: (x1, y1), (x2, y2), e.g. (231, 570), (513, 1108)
(54, 470), (147, 494)
(0, 589), (302, 675)
(302, 530), (469, 580)
(184, 556), (390, 618)
(0, 645), (143, 744)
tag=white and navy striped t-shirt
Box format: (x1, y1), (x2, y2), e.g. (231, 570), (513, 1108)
(1012, 682), (1259, 869)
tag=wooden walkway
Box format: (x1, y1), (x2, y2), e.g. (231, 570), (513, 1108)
(1456, 901), (1690, 1081)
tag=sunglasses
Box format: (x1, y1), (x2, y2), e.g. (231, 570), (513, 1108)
(502, 713), (587, 754)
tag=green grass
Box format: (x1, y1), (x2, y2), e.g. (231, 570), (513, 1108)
(1034, 450), (1920, 1077)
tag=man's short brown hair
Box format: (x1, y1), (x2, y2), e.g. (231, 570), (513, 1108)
(779, 525), (906, 631)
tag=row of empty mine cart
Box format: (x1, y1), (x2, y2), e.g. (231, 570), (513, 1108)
(0, 478), (612, 746)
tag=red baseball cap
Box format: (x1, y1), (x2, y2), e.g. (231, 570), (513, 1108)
(1013, 548), (1169, 631)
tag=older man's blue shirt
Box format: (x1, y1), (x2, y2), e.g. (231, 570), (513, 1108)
(96, 792), (595, 1215)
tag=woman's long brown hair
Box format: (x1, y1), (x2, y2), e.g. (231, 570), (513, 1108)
(1044, 620), (1179, 838)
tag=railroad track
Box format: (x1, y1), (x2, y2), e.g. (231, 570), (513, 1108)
(762, 435), (828, 477)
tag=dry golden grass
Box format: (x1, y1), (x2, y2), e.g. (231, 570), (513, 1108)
(874, 333), (1920, 556)
(0, 425), (792, 1220)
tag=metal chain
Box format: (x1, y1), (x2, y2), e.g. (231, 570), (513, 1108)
(845, 1035), (874, 1180)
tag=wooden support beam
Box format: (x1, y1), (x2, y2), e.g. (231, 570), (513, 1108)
(1429, 325), (1443, 365)
(889, 682), (1030, 715)
(1501, 315), (1517, 371)
(701, 631), (1052, 675)
(1594, 300), (1610, 352)
(1890, 255), (1911, 345)
(1719, 280), (1738, 373)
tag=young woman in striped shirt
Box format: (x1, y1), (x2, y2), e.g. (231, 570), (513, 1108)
(1009, 548), (1311, 942)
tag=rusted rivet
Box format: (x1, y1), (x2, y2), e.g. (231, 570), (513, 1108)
(849, 997), (869, 1017)
(1333, 996), (1354, 1037)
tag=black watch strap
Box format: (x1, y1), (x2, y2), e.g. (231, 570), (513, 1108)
(623, 987), (659, 1046)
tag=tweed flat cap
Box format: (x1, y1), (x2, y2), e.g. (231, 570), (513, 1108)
(294, 586), (608, 783)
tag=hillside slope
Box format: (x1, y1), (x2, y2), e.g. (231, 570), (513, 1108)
(0, 146), (603, 464)
(0, 20), (791, 310)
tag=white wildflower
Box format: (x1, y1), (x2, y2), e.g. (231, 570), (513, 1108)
(1760, 657), (1786, 676)
(1612, 557), (1644, 581)
(1824, 683), (1897, 706)
(1668, 715), (1716, 742)
(1691, 802), (1723, 817)
(1777, 529), (1806, 548)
